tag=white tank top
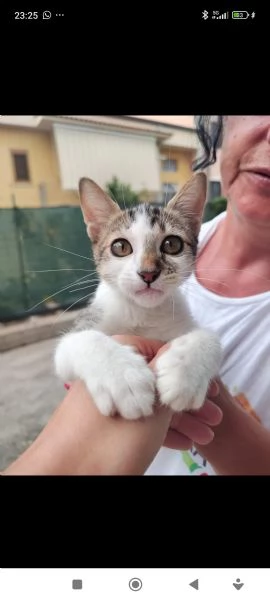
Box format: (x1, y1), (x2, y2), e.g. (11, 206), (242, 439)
(146, 212), (270, 475)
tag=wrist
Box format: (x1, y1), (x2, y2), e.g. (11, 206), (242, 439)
(196, 381), (270, 475)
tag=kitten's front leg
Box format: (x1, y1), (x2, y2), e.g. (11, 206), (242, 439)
(55, 330), (156, 419)
(155, 329), (222, 412)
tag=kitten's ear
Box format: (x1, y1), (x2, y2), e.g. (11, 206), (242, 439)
(79, 178), (121, 242)
(167, 172), (207, 236)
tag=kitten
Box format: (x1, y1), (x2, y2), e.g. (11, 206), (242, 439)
(55, 173), (221, 419)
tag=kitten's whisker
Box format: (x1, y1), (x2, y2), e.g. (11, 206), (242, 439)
(68, 283), (98, 291)
(189, 259), (269, 279)
(171, 295), (175, 321)
(69, 286), (97, 294)
(53, 292), (91, 322)
(43, 242), (94, 262)
(121, 183), (127, 211)
(27, 268), (96, 274)
(184, 283), (228, 299)
(196, 266), (270, 283)
(27, 273), (91, 312)
(192, 277), (230, 288)
(68, 277), (99, 288)
(185, 279), (229, 290)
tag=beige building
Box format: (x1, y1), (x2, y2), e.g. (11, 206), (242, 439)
(136, 115), (222, 199)
(132, 115), (195, 128)
(0, 115), (220, 208)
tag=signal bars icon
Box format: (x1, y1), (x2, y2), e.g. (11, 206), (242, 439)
(212, 11), (229, 18)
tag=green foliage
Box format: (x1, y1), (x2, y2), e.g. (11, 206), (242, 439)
(105, 176), (139, 208)
(203, 196), (227, 222)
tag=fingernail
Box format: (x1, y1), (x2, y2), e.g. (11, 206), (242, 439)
(208, 380), (219, 397)
(208, 429), (215, 441)
(199, 429), (215, 445)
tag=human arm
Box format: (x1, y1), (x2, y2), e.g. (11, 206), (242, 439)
(195, 378), (270, 475)
(2, 335), (223, 476)
(168, 378), (270, 475)
(2, 337), (172, 475)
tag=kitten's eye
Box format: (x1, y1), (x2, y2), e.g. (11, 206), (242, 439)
(160, 235), (183, 255)
(111, 238), (133, 257)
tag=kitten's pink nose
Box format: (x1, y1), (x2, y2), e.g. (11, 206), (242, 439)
(138, 269), (161, 284)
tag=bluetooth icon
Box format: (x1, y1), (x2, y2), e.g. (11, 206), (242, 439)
(202, 9), (209, 19)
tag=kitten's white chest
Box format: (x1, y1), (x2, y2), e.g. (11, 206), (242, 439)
(94, 284), (195, 342)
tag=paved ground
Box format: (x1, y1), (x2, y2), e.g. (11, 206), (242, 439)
(0, 338), (64, 471)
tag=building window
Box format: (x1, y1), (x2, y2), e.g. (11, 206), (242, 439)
(209, 180), (221, 200)
(12, 152), (30, 182)
(161, 158), (177, 172)
(162, 182), (177, 203)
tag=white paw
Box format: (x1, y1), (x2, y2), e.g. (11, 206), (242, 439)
(155, 330), (221, 412)
(55, 330), (156, 420)
(85, 346), (156, 419)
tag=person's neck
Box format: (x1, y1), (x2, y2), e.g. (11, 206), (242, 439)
(196, 207), (270, 297)
(220, 206), (270, 266)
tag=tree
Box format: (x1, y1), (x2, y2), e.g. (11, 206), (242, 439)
(203, 196), (227, 222)
(105, 176), (139, 208)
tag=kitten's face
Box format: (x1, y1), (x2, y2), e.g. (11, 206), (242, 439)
(79, 174), (206, 308)
(93, 206), (197, 308)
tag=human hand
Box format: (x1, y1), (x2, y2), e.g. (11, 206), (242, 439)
(64, 334), (223, 456)
(4, 334), (223, 475)
(163, 381), (223, 450)
(113, 336), (223, 450)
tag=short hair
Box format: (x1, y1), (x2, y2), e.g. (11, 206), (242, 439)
(192, 116), (224, 171)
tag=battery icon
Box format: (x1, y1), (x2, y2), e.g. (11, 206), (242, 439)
(232, 11), (249, 18)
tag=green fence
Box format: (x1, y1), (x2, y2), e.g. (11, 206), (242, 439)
(0, 206), (97, 320)
(0, 200), (228, 321)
